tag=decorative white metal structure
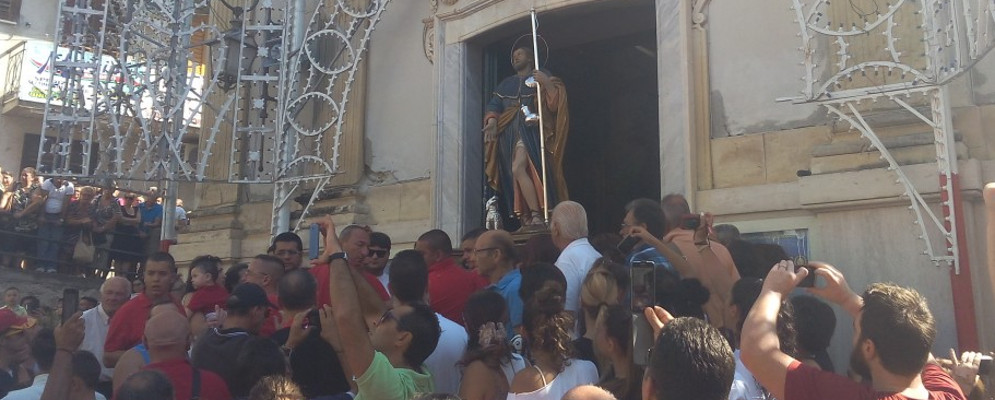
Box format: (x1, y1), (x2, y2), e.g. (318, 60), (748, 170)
(779, 0), (994, 349)
(779, 0), (995, 272)
(39, 0), (391, 237)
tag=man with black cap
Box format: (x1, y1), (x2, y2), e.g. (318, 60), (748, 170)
(0, 308), (36, 397)
(191, 282), (274, 392)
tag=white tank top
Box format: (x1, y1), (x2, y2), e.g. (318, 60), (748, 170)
(506, 359), (598, 400)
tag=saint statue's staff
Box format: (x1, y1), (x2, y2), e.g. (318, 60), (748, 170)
(528, 8), (551, 225)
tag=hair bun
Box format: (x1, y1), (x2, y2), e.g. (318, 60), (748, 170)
(533, 282), (566, 315)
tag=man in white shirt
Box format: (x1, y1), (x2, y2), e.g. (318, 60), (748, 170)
(36, 178), (74, 273)
(78, 277), (131, 398)
(551, 201), (603, 315)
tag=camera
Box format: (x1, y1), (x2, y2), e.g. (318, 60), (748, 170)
(680, 213), (701, 230)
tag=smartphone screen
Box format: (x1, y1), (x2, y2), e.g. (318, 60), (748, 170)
(309, 223), (320, 260)
(62, 288), (79, 324)
(617, 235), (640, 255)
(630, 261), (656, 313)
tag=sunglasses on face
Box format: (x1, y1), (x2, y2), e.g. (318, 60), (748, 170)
(369, 249), (389, 258)
(377, 309), (396, 326)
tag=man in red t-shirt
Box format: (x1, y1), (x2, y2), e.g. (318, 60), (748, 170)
(415, 229), (488, 325)
(142, 309), (231, 400)
(741, 260), (966, 400)
(244, 254), (284, 337)
(104, 251), (181, 368)
(311, 224), (389, 308)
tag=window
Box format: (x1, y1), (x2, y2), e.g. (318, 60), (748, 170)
(0, 0), (21, 23)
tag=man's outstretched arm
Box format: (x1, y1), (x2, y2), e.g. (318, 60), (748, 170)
(324, 217), (376, 379)
(741, 260), (808, 400)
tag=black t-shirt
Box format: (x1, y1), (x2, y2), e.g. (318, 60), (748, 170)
(571, 337), (600, 375)
(0, 367), (16, 398)
(191, 327), (252, 391)
(272, 327), (351, 397)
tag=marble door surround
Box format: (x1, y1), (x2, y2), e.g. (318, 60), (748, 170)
(429, 0), (715, 236)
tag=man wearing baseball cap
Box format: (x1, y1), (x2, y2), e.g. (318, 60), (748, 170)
(0, 308), (36, 397)
(142, 309), (230, 400)
(191, 282), (274, 393)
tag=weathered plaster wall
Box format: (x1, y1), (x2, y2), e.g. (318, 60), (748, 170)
(707, 1), (826, 137)
(356, 0), (437, 247)
(364, 1), (435, 183)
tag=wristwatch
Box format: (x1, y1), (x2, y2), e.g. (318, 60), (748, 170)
(328, 252), (347, 262)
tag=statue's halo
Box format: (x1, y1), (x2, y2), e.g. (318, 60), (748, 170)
(510, 34), (550, 69)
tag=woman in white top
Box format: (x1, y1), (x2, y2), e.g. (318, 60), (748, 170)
(508, 279), (597, 399)
(459, 291), (527, 400)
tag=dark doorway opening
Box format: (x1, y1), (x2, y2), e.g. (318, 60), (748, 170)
(478, 1), (659, 235)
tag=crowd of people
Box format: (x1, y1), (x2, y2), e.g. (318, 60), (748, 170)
(0, 192), (991, 400)
(0, 166), (189, 277)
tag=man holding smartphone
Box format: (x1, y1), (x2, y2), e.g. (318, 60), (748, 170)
(618, 199), (673, 272)
(741, 261), (966, 400)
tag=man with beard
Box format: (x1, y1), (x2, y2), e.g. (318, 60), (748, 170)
(741, 261), (965, 400)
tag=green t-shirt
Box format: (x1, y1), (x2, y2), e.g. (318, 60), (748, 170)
(355, 351), (434, 400)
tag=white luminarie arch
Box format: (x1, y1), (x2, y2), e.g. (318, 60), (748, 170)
(39, 0), (391, 237)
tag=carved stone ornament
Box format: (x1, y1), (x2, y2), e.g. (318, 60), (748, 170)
(423, 18), (435, 64)
(692, 0), (712, 28)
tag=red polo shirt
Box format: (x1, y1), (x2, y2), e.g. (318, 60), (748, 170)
(260, 293), (281, 338)
(104, 294), (184, 354)
(310, 262), (390, 308)
(142, 358), (231, 400)
(428, 257), (489, 325)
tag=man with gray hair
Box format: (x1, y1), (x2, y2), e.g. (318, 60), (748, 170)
(551, 201), (602, 314)
(78, 276), (131, 398)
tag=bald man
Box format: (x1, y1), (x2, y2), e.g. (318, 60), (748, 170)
(80, 276), (131, 397)
(472, 229), (524, 337)
(562, 385), (617, 400)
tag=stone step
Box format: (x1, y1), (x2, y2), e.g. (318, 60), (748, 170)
(812, 131), (963, 157)
(810, 141), (968, 175)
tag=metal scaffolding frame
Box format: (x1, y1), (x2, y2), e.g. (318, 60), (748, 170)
(39, 0), (391, 241)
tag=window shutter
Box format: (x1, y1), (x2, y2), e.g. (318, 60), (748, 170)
(0, 0), (21, 23)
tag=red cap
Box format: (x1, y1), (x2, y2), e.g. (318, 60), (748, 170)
(0, 308), (36, 335)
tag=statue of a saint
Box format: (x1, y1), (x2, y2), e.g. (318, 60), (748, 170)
(483, 46), (569, 229)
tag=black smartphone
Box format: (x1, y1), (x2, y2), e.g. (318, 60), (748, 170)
(980, 355), (993, 375)
(309, 223), (320, 260)
(680, 213), (701, 230)
(630, 261), (656, 313)
(795, 265), (816, 288)
(62, 288), (79, 324)
(794, 256), (816, 288)
(617, 235), (640, 255)
(303, 309), (322, 333)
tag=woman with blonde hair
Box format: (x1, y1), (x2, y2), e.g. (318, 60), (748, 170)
(573, 261), (622, 370)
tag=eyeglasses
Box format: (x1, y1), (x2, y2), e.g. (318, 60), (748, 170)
(473, 247), (499, 254)
(275, 250), (300, 256)
(377, 309), (396, 326)
(369, 249), (389, 258)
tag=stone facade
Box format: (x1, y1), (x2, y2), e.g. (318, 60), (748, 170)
(4, 0), (995, 373)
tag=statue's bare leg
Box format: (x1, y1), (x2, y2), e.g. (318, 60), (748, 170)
(512, 142), (541, 223)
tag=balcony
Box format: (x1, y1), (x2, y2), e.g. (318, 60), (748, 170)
(1, 40), (46, 117)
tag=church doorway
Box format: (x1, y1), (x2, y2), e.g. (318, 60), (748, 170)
(476, 0), (659, 235)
